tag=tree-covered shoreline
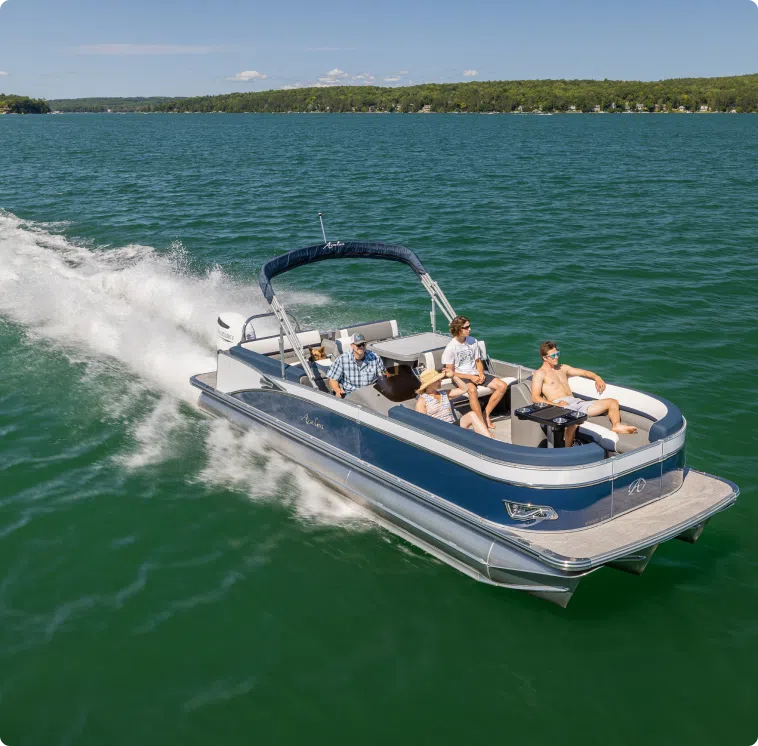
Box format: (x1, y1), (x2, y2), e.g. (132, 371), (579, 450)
(0, 94), (50, 114)
(47, 74), (758, 114)
(46, 96), (182, 113)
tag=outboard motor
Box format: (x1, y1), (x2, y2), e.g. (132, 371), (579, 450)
(216, 312), (252, 351)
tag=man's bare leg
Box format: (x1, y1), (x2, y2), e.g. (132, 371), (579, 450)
(587, 399), (637, 434)
(484, 379), (507, 430)
(565, 424), (579, 447)
(454, 375), (486, 425)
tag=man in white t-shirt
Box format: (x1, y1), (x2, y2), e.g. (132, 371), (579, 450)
(441, 315), (508, 430)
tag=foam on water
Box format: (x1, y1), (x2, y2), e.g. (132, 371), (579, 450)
(197, 419), (369, 527)
(0, 211), (365, 525)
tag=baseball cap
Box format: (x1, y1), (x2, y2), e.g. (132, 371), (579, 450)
(350, 333), (367, 345)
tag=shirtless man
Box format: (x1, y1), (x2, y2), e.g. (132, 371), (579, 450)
(532, 340), (637, 448)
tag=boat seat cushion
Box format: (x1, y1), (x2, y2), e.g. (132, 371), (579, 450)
(440, 376), (517, 398)
(334, 320), (399, 353)
(321, 338), (340, 358)
(579, 415), (651, 454)
(510, 380), (546, 447)
(241, 329), (321, 356)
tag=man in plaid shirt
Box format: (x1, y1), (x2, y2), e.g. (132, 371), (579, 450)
(327, 333), (387, 397)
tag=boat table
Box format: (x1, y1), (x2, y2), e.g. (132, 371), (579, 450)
(367, 332), (451, 364)
(514, 403), (587, 448)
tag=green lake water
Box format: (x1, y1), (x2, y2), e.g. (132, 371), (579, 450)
(0, 113), (756, 745)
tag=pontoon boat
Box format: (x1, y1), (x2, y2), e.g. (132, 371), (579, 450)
(191, 241), (739, 606)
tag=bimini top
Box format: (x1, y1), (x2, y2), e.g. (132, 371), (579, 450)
(258, 241), (428, 303)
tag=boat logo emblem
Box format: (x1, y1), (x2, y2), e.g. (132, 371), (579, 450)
(300, 413), (324, 430)
(324, 241), (345, 249)
(628, 478), (646, 495)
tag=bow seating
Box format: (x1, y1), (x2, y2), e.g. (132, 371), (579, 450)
(510, 378), (654, 453)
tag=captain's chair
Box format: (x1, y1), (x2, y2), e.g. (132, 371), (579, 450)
(322, 319), (399, 357)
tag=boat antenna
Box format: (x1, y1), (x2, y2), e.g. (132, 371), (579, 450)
(318, 212), (327, 243)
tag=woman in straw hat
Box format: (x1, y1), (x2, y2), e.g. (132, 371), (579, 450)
(415, 369), (493, 438)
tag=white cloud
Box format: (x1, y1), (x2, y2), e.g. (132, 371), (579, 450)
(0, 0), (11, 8)
(0, 71), (8, 77)
(313, 68), (349, 86)
(306, 47), (356, 52)
(279, 68), (409, 91)
(463, 69), (478, 77)
(74, 44), (212, 55)
(226, 70), (268, 82)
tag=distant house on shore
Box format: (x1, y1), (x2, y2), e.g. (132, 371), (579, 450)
(699, 104), (710, 112)
(636, 103), (646, 111)
(419, 104), (432, 113)
(677, 106), (687, 112)
(568, 105), (577, 112)
(0, 107), (9, 115)
(592, 105), (601, 112)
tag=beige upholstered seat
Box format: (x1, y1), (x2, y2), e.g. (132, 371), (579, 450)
(510, 378), (653, 453)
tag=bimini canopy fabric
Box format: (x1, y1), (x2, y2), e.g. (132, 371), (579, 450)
(258, 241), (428, 304)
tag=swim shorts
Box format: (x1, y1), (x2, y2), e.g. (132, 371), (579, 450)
(553, 396), (594, 415)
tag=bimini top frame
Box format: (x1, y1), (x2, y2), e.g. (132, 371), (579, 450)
(257, 241), (457, 384)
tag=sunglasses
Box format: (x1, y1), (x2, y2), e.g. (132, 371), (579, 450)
(462, 324), (471, 329)
(547, 351), (561, 359)
(354, 342), (366, 349)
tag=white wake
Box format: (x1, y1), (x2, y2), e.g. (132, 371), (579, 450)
(0, 210), (366, 525)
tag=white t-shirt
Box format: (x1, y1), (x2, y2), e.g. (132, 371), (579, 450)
(441, 336), (481, 375)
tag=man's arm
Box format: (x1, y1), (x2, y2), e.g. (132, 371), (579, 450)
(531, 370), (551, 404)
(328, 378), (345, 397)
(375, 354), (387, 377)
(562, 365), (606, 394)
(327, 357), (345, 397)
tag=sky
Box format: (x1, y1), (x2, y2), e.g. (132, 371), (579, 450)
(0, 0), (757, 99)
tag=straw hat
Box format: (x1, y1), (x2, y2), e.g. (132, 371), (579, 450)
(415, 368), (446, 394)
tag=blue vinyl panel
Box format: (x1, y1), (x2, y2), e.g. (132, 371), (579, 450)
(232, 389), (615, 531)
(233, 391), (362, 457)
(359, 425), (613, 531)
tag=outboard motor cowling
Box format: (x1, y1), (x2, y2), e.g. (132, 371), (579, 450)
(216, 312), (248, 351)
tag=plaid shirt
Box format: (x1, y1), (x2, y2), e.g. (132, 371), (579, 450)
(327, 350), (386, 394)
